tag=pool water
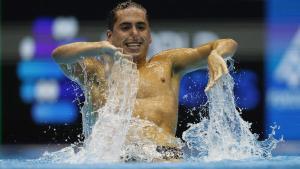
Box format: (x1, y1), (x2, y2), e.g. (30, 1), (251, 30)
(1, 156), (300, 169)
(2, 58), (299, 167)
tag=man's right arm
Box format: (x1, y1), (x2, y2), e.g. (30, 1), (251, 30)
(52, 41), (123, 83)
(52, 41), (120, 64)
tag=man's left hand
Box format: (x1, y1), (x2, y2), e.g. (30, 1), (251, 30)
(205, 50), (229, 92)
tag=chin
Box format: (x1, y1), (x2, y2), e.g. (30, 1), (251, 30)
(125, 51), (140, 58)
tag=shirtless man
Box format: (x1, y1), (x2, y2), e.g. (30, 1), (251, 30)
(52, 1), (237, 158)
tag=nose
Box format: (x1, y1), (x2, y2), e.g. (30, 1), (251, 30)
(130, 26), (139, 36)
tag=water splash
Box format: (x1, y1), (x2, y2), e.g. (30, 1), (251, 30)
(41, 53), (176, 163)
(41, 54), (140, 163)
(182, 74), (282, 161)
(42, 55), (282, 163)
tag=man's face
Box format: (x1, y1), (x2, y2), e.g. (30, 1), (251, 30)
(107, 7), (152, 62)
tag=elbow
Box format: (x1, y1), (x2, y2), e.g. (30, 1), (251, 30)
(51, 46), (65, 63)
(221, 38), (238, 50)
(51, 47), (60, 62)
(229, 39), (238, 57)
(227, 38), (238, 51)
(219, 38), (238, 57)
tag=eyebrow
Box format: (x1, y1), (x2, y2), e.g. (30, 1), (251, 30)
(136, 22), (146, 26)
(119, 21), (147, 26)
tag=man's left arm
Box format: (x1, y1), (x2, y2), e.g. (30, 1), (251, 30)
(161, 38), (237, 90)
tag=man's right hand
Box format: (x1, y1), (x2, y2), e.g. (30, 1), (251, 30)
(99, 41), (132, 61)
(52, 40), (132, 64)
(99, 41), (122, 55)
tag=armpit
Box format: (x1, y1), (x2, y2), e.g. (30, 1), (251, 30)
(60, 63), (83, 83)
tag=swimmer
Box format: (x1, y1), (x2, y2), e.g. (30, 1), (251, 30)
(52, 1), (237, 160)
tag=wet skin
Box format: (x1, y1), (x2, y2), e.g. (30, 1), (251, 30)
(52, 7), (237, 148)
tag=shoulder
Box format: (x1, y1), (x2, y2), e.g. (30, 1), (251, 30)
(82, 57), (103, 70)
(60, 57), (103, 83)
(148, 49), (175, 63)
(61, 57), (101, 73)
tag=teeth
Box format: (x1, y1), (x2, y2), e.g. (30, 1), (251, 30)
(126, 43), (141, 47)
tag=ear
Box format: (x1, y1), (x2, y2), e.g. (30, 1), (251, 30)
(106, 30), (112, 42)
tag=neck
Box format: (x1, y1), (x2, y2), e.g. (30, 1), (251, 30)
(133, 55), (146, 69)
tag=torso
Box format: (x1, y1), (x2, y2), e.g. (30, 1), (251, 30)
(74, 55), (181, 147)
(131, 57), (181, 146)
(134, 58), (180, 131)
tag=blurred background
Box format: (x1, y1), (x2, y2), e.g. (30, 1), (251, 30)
(1, 0), (300, 158)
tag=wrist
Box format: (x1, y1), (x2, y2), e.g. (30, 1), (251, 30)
(210, 50), (221, 57)
(99, 41), (118, 56)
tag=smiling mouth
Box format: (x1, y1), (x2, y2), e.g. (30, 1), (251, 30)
(125, 42), (142, 51)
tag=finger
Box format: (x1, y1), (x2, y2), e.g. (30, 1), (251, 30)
(114, 52), (134, 64)
(114, 51), (123, 58)
(121, 53), (133, 59)
(207, 67), (223, 91)
(205, 73), (214, 92)
(116, 47), (123, 53)
(214, 66), (223, 81)
(204, 86), (209, 92)
(205, 81), (214, 92)
(219, 59), (228, 73)
(222, 62), (229, 74)
(209, 65), (215, 81)
(212, 68), (218, 82)
(205, 83), (210, 92)
(206, 70), (216, 90)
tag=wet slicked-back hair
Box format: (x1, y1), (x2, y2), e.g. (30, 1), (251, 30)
(107, 1), (148, 31)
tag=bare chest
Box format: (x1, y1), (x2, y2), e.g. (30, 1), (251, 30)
(133, 61), (179, 133)
(136, 62), (174, 98)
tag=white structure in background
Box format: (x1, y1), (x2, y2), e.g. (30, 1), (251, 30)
(149, 31), (189, 58)
(275, 27), (300, 88)
(19, 36), (36, 60)
(193, 31), (219, 47)
(18, 16), (80, 124)
(35, 79), (60, 102)
(52, 17), (79, 40)
(267, 26), (300, 109)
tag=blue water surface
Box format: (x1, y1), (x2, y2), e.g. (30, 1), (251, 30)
(1, 156), (300, 169)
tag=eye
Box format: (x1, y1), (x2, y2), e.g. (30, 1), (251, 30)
(120, 25), (130, 31)
(136, 24), (146, 31)
(120, 23), (131, 31)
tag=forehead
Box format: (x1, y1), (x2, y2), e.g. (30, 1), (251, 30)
(115, 7), (148, 24)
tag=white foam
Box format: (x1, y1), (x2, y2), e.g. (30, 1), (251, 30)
(182, 74), (282, 161)
(42, 57), (281, 163)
